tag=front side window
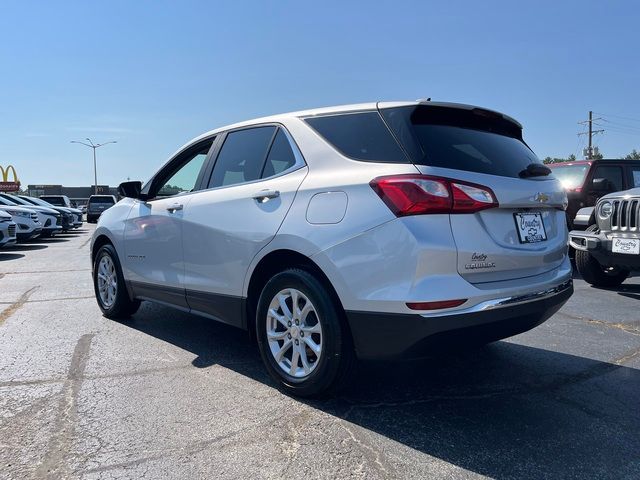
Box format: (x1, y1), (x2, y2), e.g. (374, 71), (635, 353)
(209, 126), (277, 188)
(156, 142), (213, 197)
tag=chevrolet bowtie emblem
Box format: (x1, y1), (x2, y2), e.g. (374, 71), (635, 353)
(533, 192), (550, 203)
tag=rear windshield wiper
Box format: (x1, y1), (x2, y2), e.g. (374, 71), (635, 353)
(519, 163), (551, 178)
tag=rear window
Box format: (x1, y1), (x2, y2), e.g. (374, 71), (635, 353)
(549, 164), (589, 189)
(304, 112), (407, 163)
(89, 197), (115, 205)
(381, 105), (541, 178)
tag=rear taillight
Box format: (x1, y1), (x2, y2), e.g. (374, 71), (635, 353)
(370, 175), (498, 216)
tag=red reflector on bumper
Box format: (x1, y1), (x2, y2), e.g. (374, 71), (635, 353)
(406, 299), (467, 311)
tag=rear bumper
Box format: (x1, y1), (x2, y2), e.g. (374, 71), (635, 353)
(346, 279), (573, 359)
(570, 229), (640, 268)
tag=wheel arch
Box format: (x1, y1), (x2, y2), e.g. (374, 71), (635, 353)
(244, 249), (350, 342)
(91, 233), (115, 263)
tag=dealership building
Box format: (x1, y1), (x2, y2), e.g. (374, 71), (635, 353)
(26, 184), (118, 206)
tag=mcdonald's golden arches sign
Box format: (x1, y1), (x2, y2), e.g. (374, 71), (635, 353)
(0, 165), (20, 192)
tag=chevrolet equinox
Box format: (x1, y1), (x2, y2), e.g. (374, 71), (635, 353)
(91, 101), (573, 396)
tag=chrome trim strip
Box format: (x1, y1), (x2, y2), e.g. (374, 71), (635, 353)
(419, 279), (573, 318)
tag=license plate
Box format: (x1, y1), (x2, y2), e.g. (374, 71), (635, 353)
(612, 237), (640, 255)
(514, 212), (547, 243)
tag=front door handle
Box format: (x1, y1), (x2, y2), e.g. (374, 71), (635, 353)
(253, 189), (280, 203)
(166, 203), (183, 213)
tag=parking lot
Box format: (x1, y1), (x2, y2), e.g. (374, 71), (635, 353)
(0, 225), (638, 479)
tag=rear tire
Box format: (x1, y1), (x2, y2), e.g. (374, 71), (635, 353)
(575, 225), (630, 288)
(93, 244), (141, 319)
(256, 268), (354, 397)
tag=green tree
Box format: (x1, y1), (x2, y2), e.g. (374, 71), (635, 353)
(543, 154), (576, 164)
(625, 149), (640, 160)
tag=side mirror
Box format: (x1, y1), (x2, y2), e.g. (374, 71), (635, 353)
(591, 177), (614, 193)
(118, 181), (143, 199)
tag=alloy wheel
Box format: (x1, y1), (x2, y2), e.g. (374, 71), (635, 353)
(97, 255), (117, 308)
(266, 288), (323, 378)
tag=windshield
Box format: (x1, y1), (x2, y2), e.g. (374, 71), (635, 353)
(22, 197), (55, 208)
(1, 194), (30, 206)
(0, 197), (19, 206)
(550, 164), (589, 190)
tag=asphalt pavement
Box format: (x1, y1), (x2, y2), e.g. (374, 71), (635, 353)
(0, 225), (638, 479)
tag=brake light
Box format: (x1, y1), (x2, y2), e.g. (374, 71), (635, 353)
(370, 175), (498, 216)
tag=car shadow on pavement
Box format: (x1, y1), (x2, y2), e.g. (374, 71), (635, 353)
(125, 301), (639, 479)
(0, 252), (25, 260)
(34, 237), (70, 243)
(4, 244), (48, 251)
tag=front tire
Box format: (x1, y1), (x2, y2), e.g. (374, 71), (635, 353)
(93, 244), (141, 319)
(256, 268), (354, 397)
(575, 225), (630, 288)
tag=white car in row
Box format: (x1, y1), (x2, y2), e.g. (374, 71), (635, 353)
(0, 201), (41, 241)
(0, 210), (17, 248)
(0, 194), (62, 237)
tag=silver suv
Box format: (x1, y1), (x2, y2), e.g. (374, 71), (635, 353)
(91, 101), (573, 396)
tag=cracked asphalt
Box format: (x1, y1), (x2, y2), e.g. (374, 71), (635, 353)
(1, 225), (639, 479)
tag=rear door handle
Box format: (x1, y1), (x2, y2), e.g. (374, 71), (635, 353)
(253, 189), (280, 203)
(166, 203), (183, 213)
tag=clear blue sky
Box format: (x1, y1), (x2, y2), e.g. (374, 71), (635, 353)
(1, 1), (639, 187)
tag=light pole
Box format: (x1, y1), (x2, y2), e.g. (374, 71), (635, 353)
(71, 138), (117, 195)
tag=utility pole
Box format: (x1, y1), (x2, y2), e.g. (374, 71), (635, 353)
(70, 138), (117, 194)
(578, 111), (605, 159)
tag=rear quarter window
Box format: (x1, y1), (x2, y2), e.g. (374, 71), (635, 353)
(304, 112), (408, 163)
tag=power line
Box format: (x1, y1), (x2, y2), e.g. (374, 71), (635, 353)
(598, 119), (640, 132)
(593, 111), (640, 123)
(597, 126), (639, 137)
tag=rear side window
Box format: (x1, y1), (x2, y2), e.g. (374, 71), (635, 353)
(261, 129), (297, 178)
(209, 127), (276, 188)
(631, 167), (640, 187)
(592, 165), (623, 191)
(381, 105), (540, 178)
(304, 112), (407, 163)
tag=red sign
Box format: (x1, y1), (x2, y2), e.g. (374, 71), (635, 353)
(0, 181), (20, 192)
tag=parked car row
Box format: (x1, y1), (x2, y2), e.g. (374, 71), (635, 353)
(41, 194), (116, 223)
(0, 193), (84, 248)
